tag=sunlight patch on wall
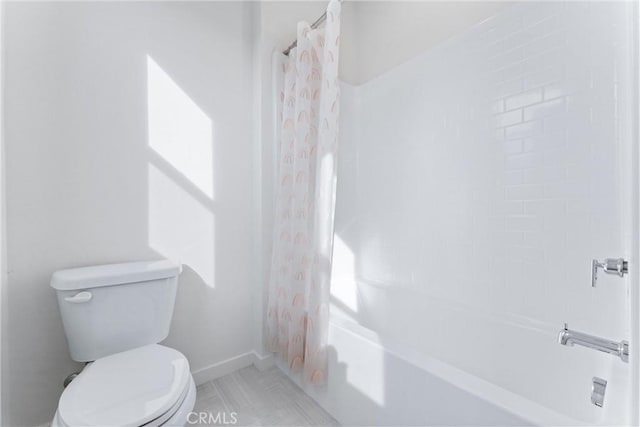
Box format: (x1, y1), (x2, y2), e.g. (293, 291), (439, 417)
(330, 234), (359, 318)
(358, 229), (392, 286)
(346, 340), (385, 407)
(147, 55), (214, 199)
(330, 321), (386, 407)
(148, 164), (215, 287)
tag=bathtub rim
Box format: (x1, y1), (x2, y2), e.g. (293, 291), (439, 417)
(328, 316), (582, 427)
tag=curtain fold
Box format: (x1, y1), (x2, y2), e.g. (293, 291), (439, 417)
(266, 0), (341, 385)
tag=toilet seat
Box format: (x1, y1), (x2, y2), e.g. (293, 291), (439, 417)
(53, 378), (196, 427)
(56, 344), (192, 427)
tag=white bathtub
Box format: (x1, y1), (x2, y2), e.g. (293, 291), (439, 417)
(281, 317), (581, 426)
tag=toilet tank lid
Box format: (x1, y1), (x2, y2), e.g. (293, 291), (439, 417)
(50, 260), (182, 291)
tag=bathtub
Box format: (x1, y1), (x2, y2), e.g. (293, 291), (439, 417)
(281, 317), (581, 426)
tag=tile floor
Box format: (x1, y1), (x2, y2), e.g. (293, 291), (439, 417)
(193, 366), (340, 426)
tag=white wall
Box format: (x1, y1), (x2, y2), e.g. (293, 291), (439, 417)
(331, 1), (635, 425)
(3, 2), (257, 425)
(339, 1), (512, 84)
(0, 1), (5, 424)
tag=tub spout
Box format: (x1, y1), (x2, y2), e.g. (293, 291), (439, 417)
(558, 323), (628, 363)
(558, 325), (572, 346)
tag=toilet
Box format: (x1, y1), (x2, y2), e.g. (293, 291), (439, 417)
(50, 260), (196, 427)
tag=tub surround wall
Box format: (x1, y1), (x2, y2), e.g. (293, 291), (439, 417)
(3, 2), (257, 425)
(329, 2), (634, 425)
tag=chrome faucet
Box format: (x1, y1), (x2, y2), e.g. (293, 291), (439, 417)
(591, 258), (628, 287)
(558, 324), (629, 363)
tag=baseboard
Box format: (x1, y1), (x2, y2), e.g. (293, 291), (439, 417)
(252, 350), (275, 371)
(191, 352), (255, 385)
(191, 351), (276, 385)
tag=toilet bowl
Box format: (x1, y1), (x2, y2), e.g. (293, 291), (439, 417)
(51, 345), (196, 427)
(49, 260), (195, 427)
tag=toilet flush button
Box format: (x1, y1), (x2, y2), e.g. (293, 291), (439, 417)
(64, 291), (92, 304)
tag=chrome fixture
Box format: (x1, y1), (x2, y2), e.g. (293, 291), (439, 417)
(282, 0), (344, 56)
(591, 377), (607, 407)
(63, 362), (89, 388)
(63, 372), (80, 388)
(283, 11), (327, 56)
(591, 258), (628, 287)
(558, 324), (629, 363)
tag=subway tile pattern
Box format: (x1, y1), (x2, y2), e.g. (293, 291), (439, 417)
(334, 2), (634, 424)
(193, 366), (339, 426)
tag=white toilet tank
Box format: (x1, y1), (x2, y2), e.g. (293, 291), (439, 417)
(51, 260), (182, 362)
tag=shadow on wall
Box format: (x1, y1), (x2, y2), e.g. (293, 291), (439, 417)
(3, 2), (255, 425)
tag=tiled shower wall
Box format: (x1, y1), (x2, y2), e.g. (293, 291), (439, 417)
(332, 2), (634, 424)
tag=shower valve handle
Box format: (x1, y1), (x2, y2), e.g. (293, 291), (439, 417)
(591, 258), (628, 287)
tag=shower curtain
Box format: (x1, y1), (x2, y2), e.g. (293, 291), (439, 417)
(266, 0), (341, 385)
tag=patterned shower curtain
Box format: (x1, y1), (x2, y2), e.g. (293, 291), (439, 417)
(266, 0), (341, 385)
